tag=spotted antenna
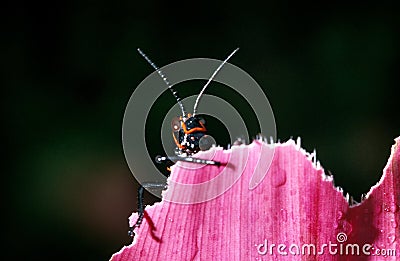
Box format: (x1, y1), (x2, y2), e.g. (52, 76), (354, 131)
(137, 48), (186, 117)
(192, 48), (239, 116)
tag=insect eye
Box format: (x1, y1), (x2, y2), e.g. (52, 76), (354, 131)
(199, 135), (216, 151)
(171, 117), (181, 132)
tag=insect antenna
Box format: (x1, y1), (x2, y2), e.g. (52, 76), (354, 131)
(192, 48), (239, 116)
(137, 48), (187, 117)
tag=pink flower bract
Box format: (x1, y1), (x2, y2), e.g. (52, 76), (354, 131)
(111, 137), (400, 260)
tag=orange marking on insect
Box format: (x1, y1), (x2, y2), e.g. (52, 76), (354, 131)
(181, 120), (207, 134)
(172, 131), (185, 149)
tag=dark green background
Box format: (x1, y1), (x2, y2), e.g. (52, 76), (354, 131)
(4, 1), (399, 260)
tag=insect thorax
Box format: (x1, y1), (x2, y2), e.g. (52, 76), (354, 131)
(177, 116), (207, 155)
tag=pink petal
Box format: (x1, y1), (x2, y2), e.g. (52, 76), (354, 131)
(111, 137), (400, 260)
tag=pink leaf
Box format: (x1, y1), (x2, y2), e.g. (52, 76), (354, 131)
(111, 137), (400, 260)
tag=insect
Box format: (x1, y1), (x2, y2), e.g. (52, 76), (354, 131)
(128, 48), (239, 238)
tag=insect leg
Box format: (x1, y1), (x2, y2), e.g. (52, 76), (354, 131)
(156, 155), (222, 166)
(128, 182), (167, 238)
(128, 185), (144, 237)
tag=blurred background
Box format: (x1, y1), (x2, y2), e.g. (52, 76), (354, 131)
(3, 1), (399, 260)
